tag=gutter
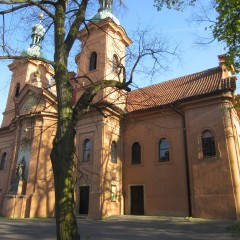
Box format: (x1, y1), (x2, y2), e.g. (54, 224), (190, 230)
(171, 106), (192, 217)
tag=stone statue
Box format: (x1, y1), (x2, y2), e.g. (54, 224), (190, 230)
(16, 158), (26, 180)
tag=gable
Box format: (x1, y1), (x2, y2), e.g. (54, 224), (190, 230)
(15, 84), (57, 116)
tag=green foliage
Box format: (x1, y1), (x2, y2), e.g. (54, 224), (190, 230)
(232, 96), (240, 111)
(153, 0), (197, 11)
(154, 0), (240, 72)
(226, 221), (240, 233)
(213, 0), (240, 72)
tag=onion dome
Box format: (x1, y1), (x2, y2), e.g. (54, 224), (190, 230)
(91, 0), (120, 25)
(21, 13), (45, 58)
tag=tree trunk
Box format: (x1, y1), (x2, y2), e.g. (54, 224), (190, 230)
(51, 121), (80, 240)
(51, 3), (80, 239)
(50, 63), (80, 239)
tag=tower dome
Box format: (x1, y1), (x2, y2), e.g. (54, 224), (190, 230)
(91, 0), (120, 25)
(31, 22), (45, 46)
(21, 13), (45, 58)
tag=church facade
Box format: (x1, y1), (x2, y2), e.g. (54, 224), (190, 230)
(0, 3), (240, 220)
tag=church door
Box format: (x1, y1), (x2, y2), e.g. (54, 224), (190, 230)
(79, 186), (90, 214)
(130, 185), (144, 215)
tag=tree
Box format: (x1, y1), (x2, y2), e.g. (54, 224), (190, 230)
(0, 1), (177, 239)
(154, 0), (240, 72)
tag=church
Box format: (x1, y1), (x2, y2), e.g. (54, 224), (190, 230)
(0, 1), (240, 220)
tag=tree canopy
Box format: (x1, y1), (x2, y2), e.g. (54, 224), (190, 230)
(154, 0), (240, 72)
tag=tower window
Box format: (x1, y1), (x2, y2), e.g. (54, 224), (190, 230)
(132, 142), (141, 165)
(89, 52), (97, 71)
(111, 141), (117, 163)
(15, 83), (20, 97)
(159, 138), (169, 162)
(113, 54), (119, 72)
(0, 152), (7, 171)
(83, 139), (92, 162)
(201, 130), (216, 157)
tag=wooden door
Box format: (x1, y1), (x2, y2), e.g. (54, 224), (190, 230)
(79, 186), (90, 214)
(130, 185), (144, 215)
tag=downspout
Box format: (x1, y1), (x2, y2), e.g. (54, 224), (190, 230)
(172, 107), (192, 217)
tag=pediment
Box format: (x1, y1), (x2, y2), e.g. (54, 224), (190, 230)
(15, 84), (57, 116)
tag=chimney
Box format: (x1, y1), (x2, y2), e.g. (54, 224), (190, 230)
(218, 54), (226, 67)
(218, 54), (234, 79)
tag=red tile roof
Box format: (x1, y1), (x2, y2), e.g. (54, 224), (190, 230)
(126, 66), (235, 112)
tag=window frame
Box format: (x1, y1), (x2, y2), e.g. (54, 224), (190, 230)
(111, 185), (117, 202)
(111, 141), (117, 163)
(89, 51), (97, 71)
(15, 83), (20, 97)
(158, 138), (170, 162)
(131, 142), (141, 165)
(0, 152), (7, 171)
(112, 54), (119, 73)
(82, 139), (92, 163)
(201, 130), (216, 158)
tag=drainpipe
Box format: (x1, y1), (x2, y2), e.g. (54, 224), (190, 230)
(172, 107), (192, 217)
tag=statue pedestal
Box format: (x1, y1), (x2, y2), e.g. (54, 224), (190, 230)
(17, 180), (23, 195)
(17, 180), (26, 195)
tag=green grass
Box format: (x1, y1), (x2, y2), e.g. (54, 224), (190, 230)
(227, 222), (240, 233)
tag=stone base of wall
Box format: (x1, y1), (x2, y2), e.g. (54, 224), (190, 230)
(1, 195), (27, 218)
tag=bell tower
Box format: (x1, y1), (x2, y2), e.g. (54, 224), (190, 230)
(75, 0), (132, 107)
(75, 2), (132, 219)
(1, 14), (53, 127)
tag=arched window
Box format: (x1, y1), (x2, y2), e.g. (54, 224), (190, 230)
(201, 130), (216, 157)
(0, 152), (7, 171)
(111, 141), (117, 163)
(89, 52), (97, 71)
(113, 54), (118, 72)
(159, 138), (169, 162)
(132, 142), (141, 164)
(15, 83), (20, 97)
(83, 139), (91, 162)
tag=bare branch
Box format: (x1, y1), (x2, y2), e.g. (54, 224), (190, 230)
(73, 74), (94, 84)
(126, 25), (178, 85)
(0, 55), (55, 66)
(0, 3), (31, 14)
(27, 0), (55, 19)
(64, 0), (89, 54)
(72, 80), (131, 123)
(0, 0), (56, 4)
(0, 1), (55, 19)
(0, 0), (31, 3)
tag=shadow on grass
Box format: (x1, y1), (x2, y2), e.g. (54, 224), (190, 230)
(227, 221), (240, 233)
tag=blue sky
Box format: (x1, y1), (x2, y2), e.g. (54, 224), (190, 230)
(0, 0), (239, 124)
